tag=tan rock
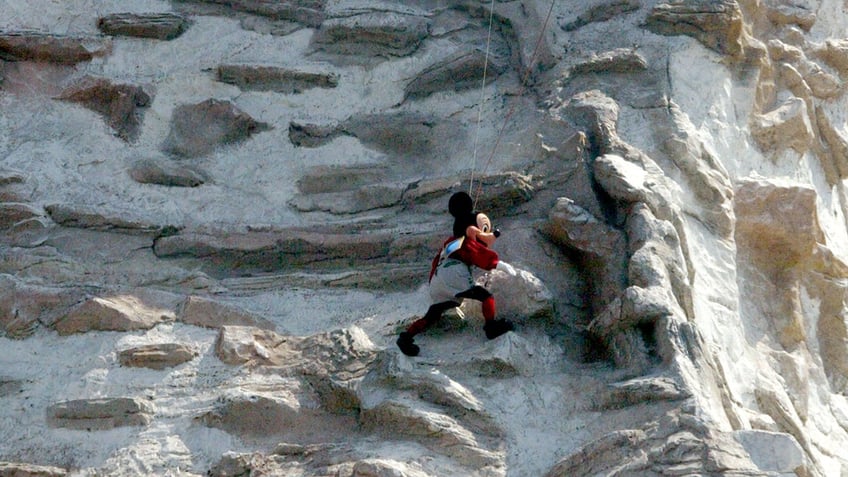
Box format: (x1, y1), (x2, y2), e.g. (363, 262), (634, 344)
(97, 13), (189, 40)
(0, 461), (67, 476)
(46, 397), (154, 430)
(53, 295), (174, 335)
(178, 296), (275, 330)
(0, 31), (111, 64)
(750, 97), (814, 154)
(118, 343), (198, 370)
(645, 0), (744, 57)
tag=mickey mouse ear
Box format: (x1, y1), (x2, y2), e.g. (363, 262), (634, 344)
(448, 192), (473, 217)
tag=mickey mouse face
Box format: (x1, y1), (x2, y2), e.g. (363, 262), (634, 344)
(476, 213), (492, 233)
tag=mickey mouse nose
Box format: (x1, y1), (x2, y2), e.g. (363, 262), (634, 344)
(494, 228), (501, 238)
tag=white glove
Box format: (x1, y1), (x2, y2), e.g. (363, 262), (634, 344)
(496, 260), (518, 276)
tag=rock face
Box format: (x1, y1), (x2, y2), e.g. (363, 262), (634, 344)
(5, 0), (848, 476)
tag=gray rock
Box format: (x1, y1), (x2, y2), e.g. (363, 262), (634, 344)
(129, 158), (207, 187)
(199, 392), (305, 436)
(313, 11), (430, 57)
(544, 430), (647, 477)
(0, 203), (44, 229)
(560, 0), (641, 32)
(45, 203), (164, 234)
(46, 397), (154, 430)
(97, 13), (190, 40)
(162, 99), (271, 158)
(0, 31), (112, 64)
(644, 0), (744, 57)
(288, 120), (342, 147)
(217, 64), (338, 93)
(296, 164), (386, 194)
(404, 49), (506, 100)
(596, 375), (689, 409)
(118, 343), (198, 370)
(174, 0), (326, 27)
(569, 48), (647, 77)
(53, 295), (174, 335)
(57, 75), (151, 142)
(360, 400), (502, 468)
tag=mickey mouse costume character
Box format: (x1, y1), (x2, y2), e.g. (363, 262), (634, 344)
(397, 191), (517, 356)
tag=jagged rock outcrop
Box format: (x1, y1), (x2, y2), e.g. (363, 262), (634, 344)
(6, 0), (848, 475)
(57, 76), (151, 142)
(162, 99), (271, 158)
(97, 13), (190, 40)
(46, 397), (154, 430)
(644, 0), (745, 57)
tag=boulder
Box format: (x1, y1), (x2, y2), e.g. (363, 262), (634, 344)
(129, 158), (207, 187)
(404, 50), (506, 100)
(46, 397), (154, 430)
(733, 430), (805, 475)
(0, 461), (67, 476)
(199, 391), (311, 436)
(0, 31), (111, 64)
(97, 13), (190, 40)
(217, 64), (338, 93)
(750, 97), (814, 154)
(644, 0), (744, 57)
(734, 178), (820, 269)
(162, 99), (270, 158)
(178, 295), (275, 330)
(475, 268), (554, 323)
(313, 10), (431, 57)
(57, 75), (151, 142)
(214, 326), (285, 365)
(118, 343), (198, 370)
(53, 295), (174, 335)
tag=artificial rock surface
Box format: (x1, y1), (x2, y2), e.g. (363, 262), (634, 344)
(3, 0), (848, 476)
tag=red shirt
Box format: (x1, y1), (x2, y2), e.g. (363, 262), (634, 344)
(429, 235), (500, 281)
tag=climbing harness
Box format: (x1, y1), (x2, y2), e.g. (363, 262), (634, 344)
(467, 0), (558, 209)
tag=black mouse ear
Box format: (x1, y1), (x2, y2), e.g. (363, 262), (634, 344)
(448, 192), (473, 217)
